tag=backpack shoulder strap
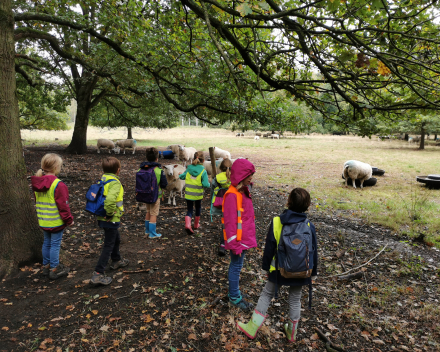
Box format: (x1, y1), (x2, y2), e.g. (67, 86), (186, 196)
(273, 216), (282, 246)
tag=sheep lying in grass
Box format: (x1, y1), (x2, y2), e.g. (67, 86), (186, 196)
(167, 144), (182, 160)
(179, 145), (197, 167)
(343, 160), (372, 189)
(163, 164), (186, 206)
(115, 139), (137, 154)
(97, 139), (115, 154)
(213, 146), (231, 160)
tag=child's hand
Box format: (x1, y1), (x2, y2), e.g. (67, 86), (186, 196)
(68, 221), (74, 226)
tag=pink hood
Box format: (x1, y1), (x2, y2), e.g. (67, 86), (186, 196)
(230, 159), (255, 186)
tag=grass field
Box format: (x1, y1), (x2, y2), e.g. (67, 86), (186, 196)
(21, 125), (440, 244)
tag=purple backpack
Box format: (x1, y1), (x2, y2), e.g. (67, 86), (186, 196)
(136, 167), (159, 203)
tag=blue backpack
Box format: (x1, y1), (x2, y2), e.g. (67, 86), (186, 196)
(135, 167), (159, 203)
(274, 217), (315, 279)
(85, 179), (116, 216)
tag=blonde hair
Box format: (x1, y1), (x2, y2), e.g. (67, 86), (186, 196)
(36, 153), (63, 176)
(219, 158), (232, 181)
(192, 151), (205, 165)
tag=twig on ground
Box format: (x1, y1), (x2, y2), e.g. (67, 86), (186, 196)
(324, 244), (388, 278)
(123, 269), (153, 274)
(315, 327), (346, 352)
(160, 206), (187, 210)
(337, 271), (363, 281)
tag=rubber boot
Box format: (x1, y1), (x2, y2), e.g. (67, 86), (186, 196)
(194, 216), (201, 229)
(145, 220), (150, 235)
(148, 223), (162, 239)
(284, 318), (299, 342)
(237, 309), (267, 339)
(185, 216), (194, 234)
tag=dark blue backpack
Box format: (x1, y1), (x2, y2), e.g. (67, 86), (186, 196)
(274, 217), (314, 279)
(85, 179), (116, 216)
(136, 167), (159, 203)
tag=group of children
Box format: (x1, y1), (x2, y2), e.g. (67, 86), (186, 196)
(31, 148), (318, 343)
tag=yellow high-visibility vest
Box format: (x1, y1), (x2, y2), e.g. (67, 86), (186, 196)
(185, 170), (206, 201)
(35, 179), (64, 228)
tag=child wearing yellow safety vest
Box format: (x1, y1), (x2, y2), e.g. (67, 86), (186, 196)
(91, 157), (129, 286)
(237, 188), (318, 342)
(31, 153), (73, 280)
(210, 158), (232, 256)
(179, 151), (210, 234)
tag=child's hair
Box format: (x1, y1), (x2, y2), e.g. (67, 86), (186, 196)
(219, 158), (232, 181)
(35, 153), (63, 176)
(146, 147), (159, 162)
(287, 188), (311, 213)
(192, 151), (205, 165)
(102, 157), (121, 174)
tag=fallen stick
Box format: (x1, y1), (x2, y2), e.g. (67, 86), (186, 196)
(160, 206), (187, 210)
(123, 269), (153, 274)
(315, 327), (346, 352)
(337, 271), (363, 281)
(209, 294), (227, 307)
(324, 244), (388, 278)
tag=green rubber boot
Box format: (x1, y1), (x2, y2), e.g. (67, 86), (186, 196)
(284, 318), (299, 342)
(236, 309), (267, 339)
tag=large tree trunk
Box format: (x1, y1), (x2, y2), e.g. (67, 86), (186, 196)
(419, 123), (426, 150)
(127, 126), (133, 139)
(404, 133), (409, 141)
(0, 0), (43, 277)
(66, 94), (90, 154)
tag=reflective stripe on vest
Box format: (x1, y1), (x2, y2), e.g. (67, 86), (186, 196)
(35, 178), (64, 228)
(221, 186), (243, 242)
(185, 170), (205, 200)
(212, 172), (230, 204)
(102, 174), (124, 212)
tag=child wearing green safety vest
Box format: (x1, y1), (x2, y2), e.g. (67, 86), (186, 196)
(179, 151), (210, 234)
(210, 158), (232, 256)
(237, 188), (318, 342)
(139, 147), (168, 238)
(31, 153), (74, 280)
(91, 157), (129, 286)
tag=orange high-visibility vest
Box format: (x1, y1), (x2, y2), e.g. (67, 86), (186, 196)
(221, 186), (243, 242)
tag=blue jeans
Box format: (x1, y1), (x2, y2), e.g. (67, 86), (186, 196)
(228, 250), (246, 299)
(42, 229), (64, 268)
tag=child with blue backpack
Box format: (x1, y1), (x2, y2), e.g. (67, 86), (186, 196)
(90, 157), (129, 286)
(237, 187), (318, 342)
(136, 147), (167, 239)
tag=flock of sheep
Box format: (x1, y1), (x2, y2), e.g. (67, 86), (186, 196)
(96, 139), (137, 154)
(236, 132), (282, 140)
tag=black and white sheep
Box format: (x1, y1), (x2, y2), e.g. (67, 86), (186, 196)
(163, 164), (186, 206)
(97, 139), (115, 154)
(343, 160), (373, 189)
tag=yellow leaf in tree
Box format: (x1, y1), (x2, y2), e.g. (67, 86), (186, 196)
(377, 61), (391, 76)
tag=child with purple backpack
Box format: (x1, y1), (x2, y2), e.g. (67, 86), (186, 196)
(136, 148), (168, 238)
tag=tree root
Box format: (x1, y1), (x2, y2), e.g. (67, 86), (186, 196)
(315, 327), (346, 352)
(337, 271), (363, 281)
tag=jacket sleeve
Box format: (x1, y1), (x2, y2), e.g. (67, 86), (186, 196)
(178, 170), (188, 180)
(311, 223), (318, 276)
(54, 182), (73, 226)
(262, 220), (277, 271)
(223, 193), (238, 240)
(201, 170), (210, 188)
(159, 170), (168, 189)
(104, 181), (120, 216)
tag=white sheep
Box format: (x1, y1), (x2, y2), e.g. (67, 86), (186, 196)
(203, 160), (221, 177)
(163, 164), (186, 206)
(343, 160), (373, 189)
(271, 134), (280, 139)
(254, 136), (260, 141)
(115, 139), (137, 154)
(178, 145), (197, 167)
(408, 137), (414, 144)
(97, 139), (115, 154)
(213, 146), (231, 160)
(167, 144), (182, 160)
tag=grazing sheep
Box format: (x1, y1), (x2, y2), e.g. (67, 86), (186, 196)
(163, 164), (186, 206)
(254, 136), (260, 141)
(97, 139), (115, 154)
(255, 133), (262, 137)
(167, 144), (182, 160)
(408, 137), (414, 144)
(262, 133), (271, 138)
(213, 146), (231, 160)
(178, 145), (197, 167)
(115, 139), (137, 154)
(343, 160), (373, 189)
(413, 136), (421, 143)
(271, 134), (280, 139)
(236, 132), (245, 137)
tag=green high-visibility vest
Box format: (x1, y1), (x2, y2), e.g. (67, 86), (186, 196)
(102, 174), (124, 211)
(212, 172), (230, 204)
(35, 178), (64, 228)
(185, 170), (206, 200)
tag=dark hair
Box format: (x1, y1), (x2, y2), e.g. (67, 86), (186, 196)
(192, 151), (205, 165)
(146, 147), (159, 162)
(102, 157), (121, 174)
(286, 188), (311, 213)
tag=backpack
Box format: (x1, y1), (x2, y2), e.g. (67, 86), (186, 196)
(275, 217), (315, 279)
(85, 179), (116, 216)
(135, 167), (159, 203)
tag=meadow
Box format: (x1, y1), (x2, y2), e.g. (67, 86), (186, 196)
(22, 125), (440, 244)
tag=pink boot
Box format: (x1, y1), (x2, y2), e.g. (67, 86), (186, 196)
(194, 216), (201, 229)
(185, 216), (194, 234)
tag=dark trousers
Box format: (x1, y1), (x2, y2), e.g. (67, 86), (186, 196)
(95, 228), (121, 273)
(186, 199), (201, 217)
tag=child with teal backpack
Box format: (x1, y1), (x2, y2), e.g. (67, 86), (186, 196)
(237, 187), (318, 342)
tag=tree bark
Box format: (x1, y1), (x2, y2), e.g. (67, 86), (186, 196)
(419, 123), (426, 150)
(0, 0), (43, 278)
(404, 133), (409, 141)
(127, 126), (132, 139)
(65, 93), (90, 154)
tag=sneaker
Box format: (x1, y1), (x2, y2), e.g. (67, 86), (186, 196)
(49, 264), (70, 280)
(42, 264), (50, 276)
(90, 271), (112, 285)
(229, 294), (254, 311)
(109, 258), (129, 270)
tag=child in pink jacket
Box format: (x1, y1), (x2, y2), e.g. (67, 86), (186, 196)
(222, 159), (257, 310)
